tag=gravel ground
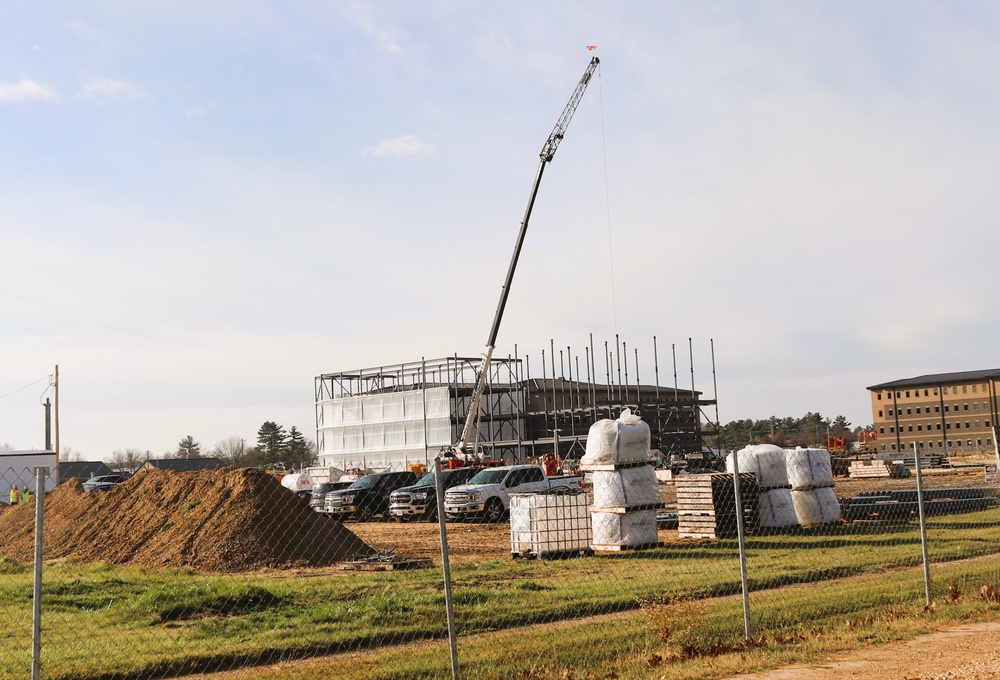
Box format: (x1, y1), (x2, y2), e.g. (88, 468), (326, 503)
(727, 622), (1000, 680)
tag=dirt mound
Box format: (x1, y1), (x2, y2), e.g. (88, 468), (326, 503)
(0, 467), (374, 571)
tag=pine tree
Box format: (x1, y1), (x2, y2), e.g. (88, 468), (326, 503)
(256, 422), (288, 467)
(177, 435), (201, 459)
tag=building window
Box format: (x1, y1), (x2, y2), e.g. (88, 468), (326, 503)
(968, 440), (973, 447)
(987, 420), (992, 427)
(966, 422), (971, 429)
(925, 389), (929, 396)
(963, 386), (968, 393)
(989, 439), (993, 446)
(890, 426), (895, 433)
(945, 406), (950, 412)
(916, 407), (922, 414)
(964, 404), (969, 411)
(936, 424), (941, 430)
(934, 406), (940, 413)
(977, 421), (981, 428)
(934, 389), (939, 395)
(878, 410), (883, 418)
(974, 403), (979, 411)
(879, 427), (885, 434)
(947, 423), (951, 429)
(917, 425), (923, 431)
(948, 440), (953, 447)
(906, 391), (911, 398)
(891, 443), (897, 451)
(908, 426), (913, 432)
(954, 387), (959, 395)
(897, 391), (902, 398)
(973, 384), (978, 393)
(978, 439), (983, 446)
(907, 408), (912, 415)
(877, 392), (882, 400)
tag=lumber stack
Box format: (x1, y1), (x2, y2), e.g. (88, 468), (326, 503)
(849, 460), (908, 479)
(676, 473), (758, 539)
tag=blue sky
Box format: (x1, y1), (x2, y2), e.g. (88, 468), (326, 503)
(2, 2), (999, 459)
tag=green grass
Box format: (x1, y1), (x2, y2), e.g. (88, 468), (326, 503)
(3, 509), (1000, 679)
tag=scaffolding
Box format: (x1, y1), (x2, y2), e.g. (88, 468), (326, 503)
(314, 337), (721, 471)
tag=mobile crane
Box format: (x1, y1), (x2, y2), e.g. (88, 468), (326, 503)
(449, 56), (600, 459)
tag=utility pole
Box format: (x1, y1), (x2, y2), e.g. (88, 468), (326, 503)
(54, 365), (60, 461)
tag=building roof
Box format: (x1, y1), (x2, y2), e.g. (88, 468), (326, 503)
(142, 457), (225, 472)
(525, 377), (698, 396)
(867, 369), (1000, 391)
(60, 461), (112, 481)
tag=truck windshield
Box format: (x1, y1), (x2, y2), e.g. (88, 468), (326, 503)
(468, 469), (509, 485)
(415, 472), (437, 486)
(349, 475), (377, 489)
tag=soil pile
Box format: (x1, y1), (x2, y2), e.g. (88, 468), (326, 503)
(0, 467), (374, 571)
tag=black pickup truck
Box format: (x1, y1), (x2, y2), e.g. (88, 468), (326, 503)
(388, 467), (479, 521)
(323, 471), (417, 521)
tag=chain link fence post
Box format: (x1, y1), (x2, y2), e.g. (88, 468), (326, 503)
(31, 466), (47, 680)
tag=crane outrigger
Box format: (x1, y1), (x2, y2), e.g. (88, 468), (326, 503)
(450, 56), (600, 459)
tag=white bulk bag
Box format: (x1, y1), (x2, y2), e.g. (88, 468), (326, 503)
(752, 444), (789, 489)
(726, 446), (760, 478)
(785, 447), (834, 490)
(758, 488), (798, 528)
(581, 408), (651, 465)
(592, 467), (661, 508)
(791, 488), (841, 527)
(591, 510), (659, 547)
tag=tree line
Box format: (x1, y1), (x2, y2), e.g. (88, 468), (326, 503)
(104, 422), (318, 473)
(715, 412), (867, 451)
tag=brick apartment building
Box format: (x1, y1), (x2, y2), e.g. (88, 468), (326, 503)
(867, 369), (1000, 455)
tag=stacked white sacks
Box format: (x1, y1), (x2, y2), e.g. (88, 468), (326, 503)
(785, 447), (841, 526)
(727, 444), (797, 528)
(582, 409), (660, 548)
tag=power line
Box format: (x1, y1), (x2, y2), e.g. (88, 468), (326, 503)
(0, 376), (51, 402)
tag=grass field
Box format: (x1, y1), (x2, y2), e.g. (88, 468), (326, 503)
(4, 506), (1000, 680)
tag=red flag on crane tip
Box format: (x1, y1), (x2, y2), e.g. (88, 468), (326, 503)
(586, 45), (598, 51)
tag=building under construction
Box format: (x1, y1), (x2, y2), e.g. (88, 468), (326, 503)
(314, 342), (719, 471)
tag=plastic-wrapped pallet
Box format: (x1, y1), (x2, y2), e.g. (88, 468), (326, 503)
(510, 490), (592, 558)
(725, 446), (760, 479)
(785, 447), (834, 490)
(581, 408), (651, 466)
(591, 466), (661, 508)
(790, 487), (841, 527)
(726, 444), (787, 489)
(591, 509), (658, 547)
(758, 488), (798, 528)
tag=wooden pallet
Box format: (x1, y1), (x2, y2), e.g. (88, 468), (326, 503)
(590, 502), (665, 514)
(849, 461), (907, 479)
(580, 460), (654, 472)
(338, 558), (433, 572)
(591, 541), (663, 552)
(675, 473), (758, 539)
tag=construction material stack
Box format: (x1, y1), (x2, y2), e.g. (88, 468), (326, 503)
(676, 473), (759, 539)
(581, 409), (662, 551)
(786, 447), (841, 527)
(509, 488), (592, 559)
(727, 445), (798, 529)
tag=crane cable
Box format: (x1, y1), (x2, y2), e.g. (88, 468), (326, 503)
(595, 63), (618, 336)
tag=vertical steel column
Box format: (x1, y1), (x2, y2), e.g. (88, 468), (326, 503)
(31, 466), (47, 680)
(913, 442), (932, 607)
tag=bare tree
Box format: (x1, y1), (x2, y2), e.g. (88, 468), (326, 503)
(106, 449), (150, 473)
(0, 442), (15, 452)
(211, 436), (261, 467)
(61, 446), (83, 462)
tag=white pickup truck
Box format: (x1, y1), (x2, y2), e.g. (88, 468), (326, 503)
(443, 464), (583, 522)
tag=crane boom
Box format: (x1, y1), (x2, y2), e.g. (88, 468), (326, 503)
(454, 56), (600, 456)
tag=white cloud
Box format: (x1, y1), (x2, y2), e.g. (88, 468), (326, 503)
(184, 104), (216, 119)
(79, 78), (144, 101)
(365, 134), (436, 157)
(0, 79), (56, 103)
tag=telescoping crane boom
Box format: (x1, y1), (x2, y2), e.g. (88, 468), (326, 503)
(452, 56), (600, 457)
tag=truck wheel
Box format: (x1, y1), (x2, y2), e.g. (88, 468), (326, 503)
(425, 506), (439, 522)
(484, 498), (504, 523)
(356, 504), (375, 522)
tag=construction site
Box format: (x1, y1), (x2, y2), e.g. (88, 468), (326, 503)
(313, 339), (721, 472)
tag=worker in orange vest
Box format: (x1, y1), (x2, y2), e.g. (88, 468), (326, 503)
(9, 485), (18, 505)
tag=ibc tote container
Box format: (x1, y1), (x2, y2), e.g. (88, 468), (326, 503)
(509, 489), (592, 559)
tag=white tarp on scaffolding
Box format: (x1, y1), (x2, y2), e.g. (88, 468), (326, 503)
(316, 387), (453, 469)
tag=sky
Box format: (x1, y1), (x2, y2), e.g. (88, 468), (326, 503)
(2, 1), (999, 460)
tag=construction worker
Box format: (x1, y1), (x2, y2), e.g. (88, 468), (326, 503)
(21, 487), (31, 504)
(9, 485), (18, 506)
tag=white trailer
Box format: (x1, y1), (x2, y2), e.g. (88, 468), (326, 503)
(1, 451), (59, 497)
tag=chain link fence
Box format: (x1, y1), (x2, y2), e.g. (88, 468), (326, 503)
(3, 433), (1000, 679)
